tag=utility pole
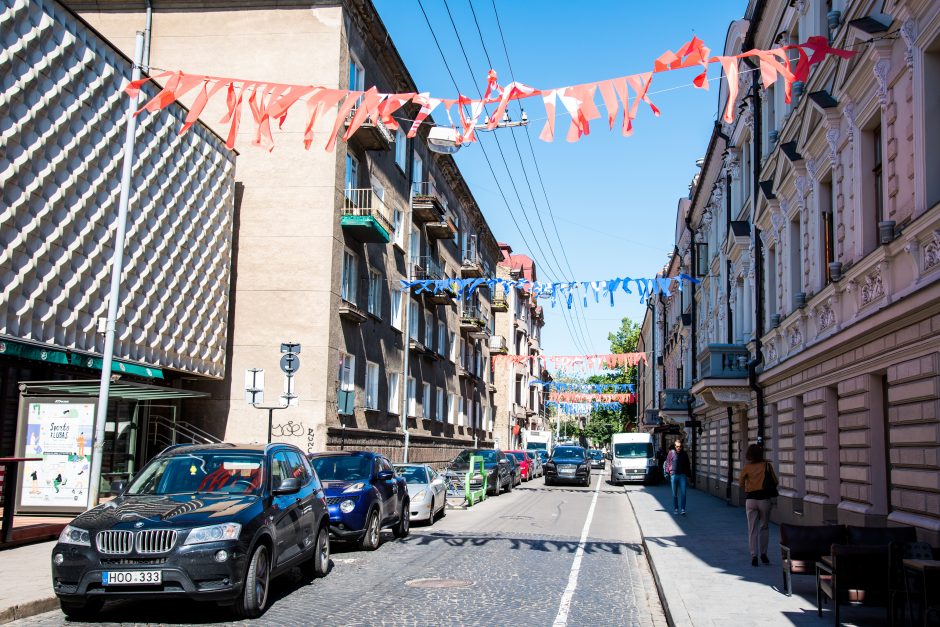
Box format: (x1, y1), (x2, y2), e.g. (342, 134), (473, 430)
(88, 32), (144, 508)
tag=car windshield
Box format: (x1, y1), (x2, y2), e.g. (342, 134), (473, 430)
(128, 453), (265, 496)
(310, 455), (373, 481)
(507, 452), (527, 462)
(615, 443), (654, 458)
(589, 450), (603, 459)
(394, 466), (428, 485)
(527, 442), (547, 450)
(453, 449), (498, 464)
(553, 447), (585, 459)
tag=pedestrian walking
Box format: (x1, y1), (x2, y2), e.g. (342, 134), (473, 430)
(663, 439), (691, 515)
(739, 443), (778, 567)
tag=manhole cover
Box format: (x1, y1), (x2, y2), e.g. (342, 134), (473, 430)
(405, 578), (474, 589)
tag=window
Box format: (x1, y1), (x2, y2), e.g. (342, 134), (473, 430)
(925, 37), (940, 208)
(412, 152), (424, 192)
(395, 127), (408, 171)
(447, 392), (456, 423)
(449, 332), (457, 362)
(766, 245), (778, 321)
(392, 207), (404, 248)
(345, 154), (359, 194)
(349, 58), (364, 96)
(391, 291), (403, 330)
(458, 397), (466, 427)
(436, 388), (444, 421)
(388, 372), (400, 414)
(872, 124), (884, 227)
(367, 270), (382, 316)
(438, 323), (446, 356)
(365, 362), (379, 410)
(424, 311), (434, 348)
(819, 175), (836, 285)
(407, 377), (416, 417)
(515, 374), (523, 405)
(410, 225), (422, 263)
(789, 215), (802, 311)
(341, 249), (358, 305)
(409, 300), (419, 340)
(371, 175), (385, 202)
(422, 383), (431, 418)
(861, 120), (884, 254)
(338, 352), (355, 415)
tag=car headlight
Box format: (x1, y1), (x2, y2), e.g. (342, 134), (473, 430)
(343, 482), (366, 493)
(58, 525), (90, 547)
(412, 489), (427, 502)
(184, 523), (241, 545)
(339, 499), (356, 513)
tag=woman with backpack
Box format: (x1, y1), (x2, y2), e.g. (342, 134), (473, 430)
(739, 443), (778, 567)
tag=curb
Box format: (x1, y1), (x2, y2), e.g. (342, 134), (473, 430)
(0, 597), (59, 625)
(624, 490), (677, 627)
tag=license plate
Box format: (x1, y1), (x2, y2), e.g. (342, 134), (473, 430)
(560, 469), (575, 475)
(102, 570), (162, 586)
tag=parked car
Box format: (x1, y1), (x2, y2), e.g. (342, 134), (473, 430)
(588, 449), (606, 470)
(504, 453), (522, 486)
(505, 450), (534, 481)
(445, 448), (512, 496)
(544, 445), (591, 486)
(307, 451), (409, 551)
(50, 443), (330, 620)
(525, 451), (542, 478)
(394, 464), (446, 525)
(531, 449), (551, 468)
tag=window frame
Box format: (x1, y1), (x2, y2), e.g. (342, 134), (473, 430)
(367, 270), (382, 317)
(338, 352), (355, 415)
(341, 249), (358, 306)
(388, 372), (400, 415)
(365, 361), (380, 410)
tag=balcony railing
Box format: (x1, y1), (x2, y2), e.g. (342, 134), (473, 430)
(460, 249), (484, 278)
(426, 214), (458, 239)
(412, 255), (444, 281)
(491, 295), (508, 312)
(341, 188), (393, 243)
(488, 335), (508, 354)
(411, 182), (445, 222)
(344, 107), (393, 150)
(460, 306), (487, 330)
(698, 343), (750, 379)
(660, 388), (692, 412)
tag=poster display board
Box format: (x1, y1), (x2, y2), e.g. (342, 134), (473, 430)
(15, 397), (96, 514)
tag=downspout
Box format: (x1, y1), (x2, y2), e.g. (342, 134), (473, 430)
(142, 0), (153, 72)
(685, 214), (697, 483)
(744, 59), (767, 445)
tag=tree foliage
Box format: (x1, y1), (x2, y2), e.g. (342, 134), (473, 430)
(584, 316), (642, 443)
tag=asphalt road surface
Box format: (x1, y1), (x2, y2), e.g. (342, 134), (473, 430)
(15, 470), (666, 626)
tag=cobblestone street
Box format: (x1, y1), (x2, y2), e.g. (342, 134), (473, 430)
(12, 471), (665, 627)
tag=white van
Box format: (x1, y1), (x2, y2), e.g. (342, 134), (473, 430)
(610, 432), (656, 484)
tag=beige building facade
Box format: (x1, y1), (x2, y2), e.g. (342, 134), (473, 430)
(69, 0), (501, 464)
(640, 0), (940, 543)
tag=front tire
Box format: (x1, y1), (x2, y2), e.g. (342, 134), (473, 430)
(235, 543), (270, 619)
(393, 501), (410, 538)
(360, 510), (381, 551)
(60, 599), (103, 620)
(506, 475), (513, 492)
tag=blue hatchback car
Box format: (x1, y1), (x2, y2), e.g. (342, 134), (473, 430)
(307, 452), (409, 550)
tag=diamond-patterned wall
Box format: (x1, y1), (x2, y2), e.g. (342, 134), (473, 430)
(0, 0), (237, 378)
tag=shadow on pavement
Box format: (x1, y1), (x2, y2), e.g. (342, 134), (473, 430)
(403, 530), (643, 556)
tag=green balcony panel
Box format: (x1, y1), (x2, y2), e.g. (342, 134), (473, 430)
(341, 214), (391, 243)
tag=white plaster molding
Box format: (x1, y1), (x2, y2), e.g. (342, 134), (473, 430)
(924, 229), (940, 272)
(861, 264), (886, 305)
(844, 102), (856, 144)
(724, 149), (741, 181)
(900, 18), (916, 73)
(806, 158), (818, 181)
(789, 326), (803, 348)
(873, 59), (891, 109)
(825, 128), (840, 165)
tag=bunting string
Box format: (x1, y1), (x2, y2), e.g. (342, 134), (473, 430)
(493, 353), (646, 371)
(549, 392), (636, 404)
(531, 382), (636, 393)
(547, 401), (624, 415)
(123, 36), (855, 152)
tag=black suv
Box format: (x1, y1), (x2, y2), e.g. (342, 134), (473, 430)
(51, 443), (330, 619)
(444, 448), (513, 496)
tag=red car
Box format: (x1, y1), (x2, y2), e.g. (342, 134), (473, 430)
(505, 450), (533, 481)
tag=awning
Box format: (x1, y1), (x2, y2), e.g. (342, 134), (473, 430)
(18, 379), (207, 401)
(0, 338), (164, 380)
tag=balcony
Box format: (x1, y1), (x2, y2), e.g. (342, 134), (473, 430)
(426, 215), (458, 239)
(344, 107), (393, 151)
(412, 256), (454, 305)
(488, 335), (508, 354)
(659, 388), (692, 420)
(460, 306), (487, 332)
(339, 301), (367, 324)
(460, 251), (485, 278)
(690, 343), (751, 408)
(491, 295), (508, 312)
(341, 188), (393, 243)
(411, 182), (445, 223)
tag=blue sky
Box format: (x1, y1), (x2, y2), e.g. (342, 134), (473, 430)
(373, 0), (747, 356)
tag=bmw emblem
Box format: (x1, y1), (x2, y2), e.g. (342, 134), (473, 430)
(134, 522), (144, 529)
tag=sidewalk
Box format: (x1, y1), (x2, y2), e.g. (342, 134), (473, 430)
(626, 483), (886, 627)
(0, 541), (57, 624)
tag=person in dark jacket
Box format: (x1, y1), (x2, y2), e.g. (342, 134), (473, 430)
(739, 443), (777, 566)
(663, 439), (692, 515)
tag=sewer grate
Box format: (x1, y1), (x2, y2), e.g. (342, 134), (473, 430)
(405, 578), (474, 589)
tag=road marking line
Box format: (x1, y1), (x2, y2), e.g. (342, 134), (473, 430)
(552, 474), (602, 627)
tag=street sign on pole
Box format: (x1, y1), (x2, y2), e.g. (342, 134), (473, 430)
(280, 342), (301, 354)
(279, 353), (300, 375)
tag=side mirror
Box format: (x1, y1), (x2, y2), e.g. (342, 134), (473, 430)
(273, 477), (301, 495)
(377, 470), (394, 481)
(110, 480), (127, 495)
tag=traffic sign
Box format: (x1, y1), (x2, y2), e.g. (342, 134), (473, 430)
(279, 353), (300, 374)
(280, 342), (301, 354)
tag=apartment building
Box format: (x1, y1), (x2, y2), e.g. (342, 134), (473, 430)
(640, 0), (940, 543)
(0, 0), (236, 491)
(491, 244), (546, 449)
(66, 0), (502, 464)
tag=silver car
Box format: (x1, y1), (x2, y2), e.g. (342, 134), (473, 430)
(394, 464), (446, 525)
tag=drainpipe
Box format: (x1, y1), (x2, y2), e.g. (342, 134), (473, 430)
(142, 0), (153, 72)
(726, 406), (734, 503)
(744, 58), (767, 446)
(686, 215), (698, 484)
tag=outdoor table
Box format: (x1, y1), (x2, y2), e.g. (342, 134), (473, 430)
(0, 457), (42, 543)
(903, 558), (940, 627)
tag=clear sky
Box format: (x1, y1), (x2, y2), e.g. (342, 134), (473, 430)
(373, 0), (747, 356)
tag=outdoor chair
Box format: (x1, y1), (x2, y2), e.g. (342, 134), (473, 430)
(816, 543), (891, 625)
(780, 523), (846, 596)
